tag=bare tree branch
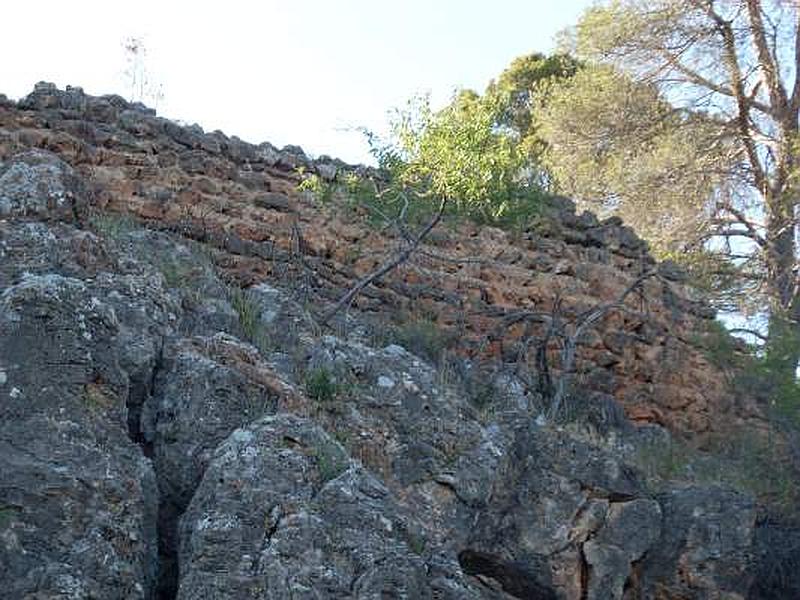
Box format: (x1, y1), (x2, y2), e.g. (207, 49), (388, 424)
(320, 196), (448, 325)
(703, 0), (770, 196)
(745, 0), (790, 112)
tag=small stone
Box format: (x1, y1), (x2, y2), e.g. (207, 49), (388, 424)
(383, 344), (406, 357)
(231, 429), (254, 443)
(253, 192), (291, 211)
(377, 376), (395, 389)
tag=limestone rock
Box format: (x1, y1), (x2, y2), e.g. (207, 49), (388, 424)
(0, 149), (89, 220)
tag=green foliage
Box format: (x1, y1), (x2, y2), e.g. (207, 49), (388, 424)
(227, 285), (272, 353)
(535, 64), (726, 253)
(156, 256), (200, 289)
(82, 384), (116, 415)
(313, 443), (348, 483)
(705, 429), (800, 512)
(487, 52), (580, 166)
(304, 367), (341, 403)
(389, 317), (457, 364)
(633, 436), (693, 482)
(662, 249), (758, 314)
(692, 319), (799, 423)
(0, 506), (20, 529)
(553, 0), (800, 380)
(402, 528), (427, 556)
(756, 319), (800, 424)
(633, 429), (800, 514)
(88, 211), (140, 239)
(693, 320), (748, 372)
(467, 379), (496, 412)
(391, 92), (522, 215)
(298, 52), (581, 233)
(297, 172), (334, 203)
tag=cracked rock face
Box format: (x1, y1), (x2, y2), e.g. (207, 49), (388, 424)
(177, 414), (483, 599)
(0, 86), (779, 599)
(0, 272), (160, 599)
(0, 149), (88, 220)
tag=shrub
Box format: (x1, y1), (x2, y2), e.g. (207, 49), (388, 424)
(88, 211), (140, 239)
(226, 285), (271, 353)
(313, 443), (348, 483)
(304, 367), (341, 403)
(389, 317), (457, 365)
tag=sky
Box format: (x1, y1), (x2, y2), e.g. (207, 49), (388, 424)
(1, 1), (593, 165)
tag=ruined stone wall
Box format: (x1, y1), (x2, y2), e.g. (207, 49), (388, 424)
(0, 83), (747, 433)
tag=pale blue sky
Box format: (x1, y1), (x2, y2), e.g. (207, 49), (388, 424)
(2, 1), (593, 164)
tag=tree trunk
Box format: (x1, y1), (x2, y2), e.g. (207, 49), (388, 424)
(765, 191), (800, 389)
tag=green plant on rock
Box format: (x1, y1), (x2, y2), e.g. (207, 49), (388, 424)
(88, 211), (140, 239)
(693, 320), (748, 374)
(156, 256), (198, 289)
(0, 505), (20, 529)
(304, 367), (341, 403)
(389, 317), (457, 365)
(313, 442), (348, 484)
(226, 285), (272, 353)
(402, 529), (427, 557)
(632, 437), (693, 484)
(297, 172), (335, 204)
(632, 426), (800, 517)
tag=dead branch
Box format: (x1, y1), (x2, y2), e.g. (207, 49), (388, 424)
(320, 195), (448, 325)
(547, 271), (659, 419)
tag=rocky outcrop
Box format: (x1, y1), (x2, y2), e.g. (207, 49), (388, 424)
(0, 85), (787, 599)
(0, 83), (743, 435)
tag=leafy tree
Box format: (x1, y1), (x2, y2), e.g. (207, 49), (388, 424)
(371, 53), (580, 226)
(318, 69), (568, 324)
(486, 53), (580, 147)
(537, 65), (730, 254)
(381, 91), (528, 222)
(538, 0), (800, 383)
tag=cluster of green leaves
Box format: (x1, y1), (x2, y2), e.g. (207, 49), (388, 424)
(749, 319), (800, 426)
(386, 316), (458, 365)
(227, 285), (272, 353)
(299, 54), (582, 233)
(385, 90), (526, 222)
(634, 427), (800, 515)
(304, 367), (342, 403)
(695, 319), (800, 426)
(312, 442), (349, 483)
(88, 210), (141, 239)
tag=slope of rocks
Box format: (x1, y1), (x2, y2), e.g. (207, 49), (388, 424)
(0, 82), (750, 435)
(0, 84), (788, 599)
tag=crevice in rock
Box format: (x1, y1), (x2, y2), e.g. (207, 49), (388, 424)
(126, 349), (162, 458)
(458, 549), (558, 600)
(578, 482), (638, 504)
(154, 495), (184, 600)
(250, 504), (283, 576)
(124, 341), (181, 600)
(623, 555), (644, 598)
(578, 543), (590, 600)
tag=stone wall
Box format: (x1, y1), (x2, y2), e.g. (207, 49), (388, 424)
(0, 82), (748, 433)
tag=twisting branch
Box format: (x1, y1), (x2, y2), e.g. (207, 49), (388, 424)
(744, 0), (789, 111)
(547, 270), (659, 420)
(319, 195), (448, 325)
(491, 270), (660, 421)
(729, 327), (768, 342)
